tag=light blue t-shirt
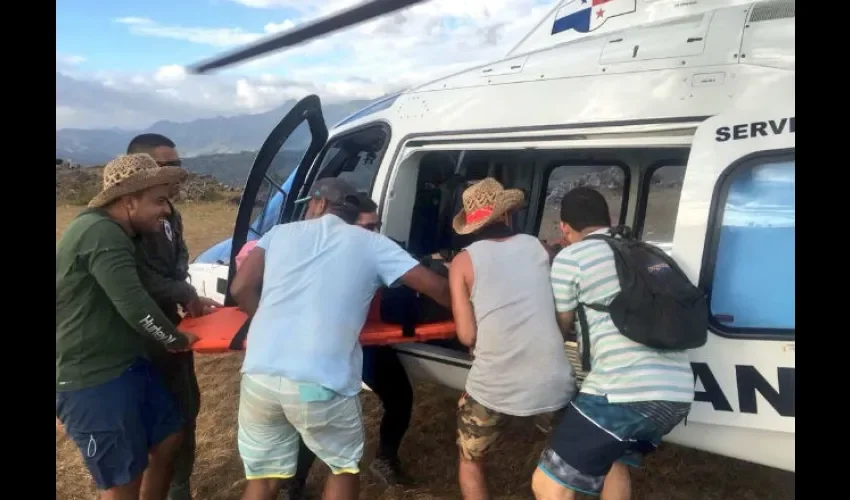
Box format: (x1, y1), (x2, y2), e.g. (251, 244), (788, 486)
(241, 214), (419, 397)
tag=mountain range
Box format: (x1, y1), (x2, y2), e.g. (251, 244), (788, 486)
(56, 94), (374, 167)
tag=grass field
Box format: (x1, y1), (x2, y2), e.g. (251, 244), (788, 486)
(55, 202), (794, 500)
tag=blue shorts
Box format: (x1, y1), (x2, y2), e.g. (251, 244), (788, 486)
(537, 393), (690, 496)
(56, 358), (184, 490)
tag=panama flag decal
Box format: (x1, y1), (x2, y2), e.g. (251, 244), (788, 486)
(552, 0), (638, 34)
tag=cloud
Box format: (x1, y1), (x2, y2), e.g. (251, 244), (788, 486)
(234, 77), (311, 109)
(56, 105), (78, 125)
(61, 0), (552, 129)
(116, 0), (550, 80)
(57, 53), (86, 65)
(227, 0), (303, 8)
(56, 52), (87, 73)
(264, 20), (297, 33)
(115, 17), (262, 47)
(154, 65), (187, 84)
(56, 72), (209, 129)
(226, 0), (354, 12)
(55, 68), (373, 130)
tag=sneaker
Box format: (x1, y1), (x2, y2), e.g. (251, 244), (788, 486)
(369, 457), (411, 486)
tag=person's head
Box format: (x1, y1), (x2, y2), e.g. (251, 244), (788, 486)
(127, 133), (180, 166)
(558, 187), (612, 244)
(294, 177), (362, 224)
(452, 177), (525, 237)
(89, 153), (188, 236)
(354, 192), (380, 231)
(128, 134), (181, 197)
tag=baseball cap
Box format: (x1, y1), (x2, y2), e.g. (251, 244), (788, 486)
(294, 177), (361, 209)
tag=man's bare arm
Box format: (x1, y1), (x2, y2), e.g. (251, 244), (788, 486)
(556, 311), (575, 339)
(449, 251), (477, 347)
(231, 248), (265, 317)
(399, 264), (451, 309)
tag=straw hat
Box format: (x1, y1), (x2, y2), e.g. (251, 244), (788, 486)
(452, 177), (525, 235)
(88, 153), (188, 209)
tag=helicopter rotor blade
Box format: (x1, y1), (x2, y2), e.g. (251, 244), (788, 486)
(188, 0), (430, 74)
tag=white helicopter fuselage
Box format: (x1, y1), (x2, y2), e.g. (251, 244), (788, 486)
(188, 0), (794, 473)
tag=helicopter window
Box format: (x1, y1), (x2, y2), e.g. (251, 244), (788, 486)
(337, 151), (379, 193)
(640, 165), (685, 245)
(400, 149), (537, 258)
(310, 125), (390, 197)
(538, 165), (627, 244)
(705, 155), (795, 336)
(248, 121), (310, 238)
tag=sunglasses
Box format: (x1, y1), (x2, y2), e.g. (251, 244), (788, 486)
(157, 159), (183, 167)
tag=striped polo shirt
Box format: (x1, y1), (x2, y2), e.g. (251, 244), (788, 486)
(550, 228), (695, 404)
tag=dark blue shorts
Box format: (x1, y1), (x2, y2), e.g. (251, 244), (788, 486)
(56, 358), (184, 490)
(538, 394), (690, 496)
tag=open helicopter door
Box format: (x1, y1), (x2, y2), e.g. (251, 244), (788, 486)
(666, 100), (795, 472)
(224, 94), (328, 306)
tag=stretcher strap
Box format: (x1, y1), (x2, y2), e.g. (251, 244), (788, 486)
(229, 316), (252, 350)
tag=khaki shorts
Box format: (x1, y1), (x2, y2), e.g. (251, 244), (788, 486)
(456, 392), (563, 461)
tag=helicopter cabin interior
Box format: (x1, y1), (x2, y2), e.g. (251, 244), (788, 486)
(301, 124), (691, 256)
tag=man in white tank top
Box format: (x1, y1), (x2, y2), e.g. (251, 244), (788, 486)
(448, 178), (577, 500)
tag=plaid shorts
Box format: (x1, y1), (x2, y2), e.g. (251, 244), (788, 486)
(237, 374), (364, 479)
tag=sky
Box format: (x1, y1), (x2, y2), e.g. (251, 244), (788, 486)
(56, 0), (556, 130)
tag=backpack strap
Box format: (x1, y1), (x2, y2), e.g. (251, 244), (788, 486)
(575, 303), (592, 372)
(576, 232), (616, 315)
(573, 228), (629, 371)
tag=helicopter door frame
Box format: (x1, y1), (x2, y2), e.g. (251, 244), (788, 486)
(224, 94), (329, 306)
(670, 106), (794, 439)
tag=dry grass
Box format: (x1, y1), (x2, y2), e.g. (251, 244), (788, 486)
(55, 202), (794, 500)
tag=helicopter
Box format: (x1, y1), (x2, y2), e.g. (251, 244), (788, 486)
(185, 0), (794, 473)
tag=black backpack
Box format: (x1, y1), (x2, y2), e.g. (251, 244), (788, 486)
(575, 226), (708, 371)
(380, 254), (452, 337)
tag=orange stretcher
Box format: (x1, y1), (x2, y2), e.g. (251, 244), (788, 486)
(177, 292), (456, 353)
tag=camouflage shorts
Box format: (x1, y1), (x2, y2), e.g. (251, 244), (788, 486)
(456, 393), (563, 461)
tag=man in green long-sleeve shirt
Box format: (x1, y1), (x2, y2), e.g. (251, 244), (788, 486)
(56, 153), (198, 500)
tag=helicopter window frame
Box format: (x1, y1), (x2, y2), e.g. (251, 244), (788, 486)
(313, 122), (392, 190)
(291, 121), (392, 221)
(532, 160), (631, 241)
(699, 148), (795, 341)
(633, 161), (687, 243)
